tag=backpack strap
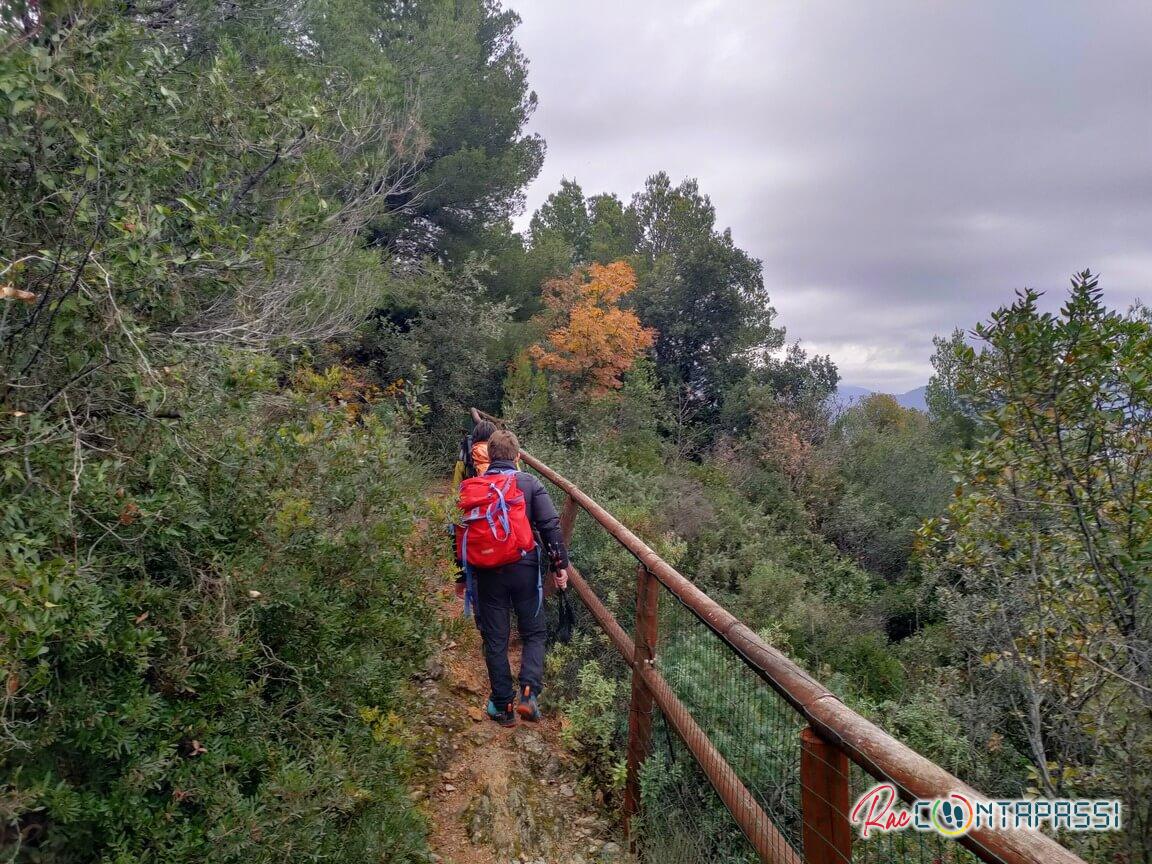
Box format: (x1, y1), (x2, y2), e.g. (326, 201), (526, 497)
(490, 470), (529, 537)
(485, 474), (515, 540)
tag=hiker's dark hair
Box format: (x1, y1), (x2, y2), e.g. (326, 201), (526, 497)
(472, 420), (497, 442)
(487, 429), (520, 462)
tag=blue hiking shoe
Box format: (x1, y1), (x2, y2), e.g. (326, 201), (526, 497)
(486, 698), (517, 727)
(516, 685), (541, 722)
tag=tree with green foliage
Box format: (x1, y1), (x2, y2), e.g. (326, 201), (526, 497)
(501, 348), (550, 431)
(353, 260), (511, 450)
(924, 272), (1152, 862)
(2, 353), (441, 862)
(528, 181), (641, 269)
(815, 394), (952, 640)
(587, 193), (640, 264)
(925, 329), (980, 447)
(529, 177), (593, 265)
(363, 0), (545, 258)
(447, 220), (565, 319)
(519, 173), (792, 443)
(628, 173), (782, 419)
(0, 5), (462, 860)
(719, 341), (839, 439)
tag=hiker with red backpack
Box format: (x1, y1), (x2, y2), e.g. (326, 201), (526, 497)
(455, 429), (569, 726)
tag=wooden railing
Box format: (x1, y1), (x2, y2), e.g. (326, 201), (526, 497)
(470, 408), (1088, 864)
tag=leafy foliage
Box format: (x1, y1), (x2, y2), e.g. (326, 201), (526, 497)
(824, 394), (952, 580)
(354, 261), (512, 451)
(359, 0), (545, 257)
(628, 172), (781, 417)
(1, 358), (439, 862)
(0, 5), (489, 860)
(501, 348), (550, 432)
(924, 329), (980, 447)
(529, 178), (594, 266)
(557, 661), (627, 796)
(529, 261), (656, 398)
(923, 273), (1152, 861)
(513, 174), (835, 448)
(1, 7), (431, 368)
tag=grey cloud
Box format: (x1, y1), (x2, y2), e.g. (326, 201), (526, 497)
(514, 0), (1152, 390)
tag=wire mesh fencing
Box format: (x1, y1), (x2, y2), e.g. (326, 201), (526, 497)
(633, 707), (761, 864)
(486, 431), (1087, 864)
(642, 577), (988, 864)
(544, 530), (1007, 864)
(654, 587), (805, 862)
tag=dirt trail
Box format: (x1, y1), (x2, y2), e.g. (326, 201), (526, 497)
(416, 587), (627, 864)
(415, 491), (629, 864)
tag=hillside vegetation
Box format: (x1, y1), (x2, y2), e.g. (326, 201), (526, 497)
(2, 4), (1149, 864)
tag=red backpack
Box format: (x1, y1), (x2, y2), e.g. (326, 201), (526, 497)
(456, 470), (536, 568)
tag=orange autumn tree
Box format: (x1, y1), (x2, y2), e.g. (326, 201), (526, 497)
(529, 261), (656, 397)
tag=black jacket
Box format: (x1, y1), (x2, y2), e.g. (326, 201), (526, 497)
(483, 459), (570, 570)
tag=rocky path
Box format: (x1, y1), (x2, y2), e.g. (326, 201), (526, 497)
(414, 488), (629, 864)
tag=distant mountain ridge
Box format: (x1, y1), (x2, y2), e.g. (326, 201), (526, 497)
(835, 384), (927, 411)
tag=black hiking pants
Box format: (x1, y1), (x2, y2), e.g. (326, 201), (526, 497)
(474, 558), (546, 708)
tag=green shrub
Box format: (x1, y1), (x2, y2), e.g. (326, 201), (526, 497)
(1, 360), (438, 863)
(558, 661), (628, 798)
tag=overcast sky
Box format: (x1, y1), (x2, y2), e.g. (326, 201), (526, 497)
(512, 1), (1152, 392)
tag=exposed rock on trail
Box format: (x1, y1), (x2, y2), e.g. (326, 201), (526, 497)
(416, 573), (629, 864)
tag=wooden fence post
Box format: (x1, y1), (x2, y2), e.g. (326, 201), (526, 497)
(623, 562), (659, 844)
(800, 726), (852, 864)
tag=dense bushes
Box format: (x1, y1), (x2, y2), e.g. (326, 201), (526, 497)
(0, 5), (491, 859)
(2, 357), (439, 861)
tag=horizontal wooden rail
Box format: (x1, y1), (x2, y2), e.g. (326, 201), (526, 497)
(470, 408), (1087, 864)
